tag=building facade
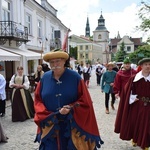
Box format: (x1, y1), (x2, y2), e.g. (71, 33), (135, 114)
(0, 0), (68, 86)
(69, 34), (102, 64)
(93, 11), (111, 63)
(109, 34), (143, 54)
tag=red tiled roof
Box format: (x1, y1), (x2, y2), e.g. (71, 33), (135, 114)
(130, 38), (142, 45)
(110, 38), (121, 46)
(109, 37), (142, 46)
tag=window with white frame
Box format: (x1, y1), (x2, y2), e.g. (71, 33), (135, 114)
(37, 20), (42, 38)
(26, 13), (32, 35)
(2, 0), (11, 21)
(127, 46), (131, 52)
(85, 45), (88, 50)
(86, 53), (88, 59)
(80, 53), (83, 59)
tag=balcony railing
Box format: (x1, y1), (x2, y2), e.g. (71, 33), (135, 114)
(0, 21), (29, 46)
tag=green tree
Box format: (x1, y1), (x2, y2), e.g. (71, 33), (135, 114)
(128, 44), (150, 64)
(69, 46), (78, 59)
(136, 1), (150, 42)
(115, 42), (127, 62)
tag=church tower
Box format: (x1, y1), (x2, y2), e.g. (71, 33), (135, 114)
(93, 11), (110, 63)
(85, 16), (90, 37)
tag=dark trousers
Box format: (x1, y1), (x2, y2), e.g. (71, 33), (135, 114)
(0, 100), (6, 114)
(105, 93), (115, 109)
(96, 75), (101, 85)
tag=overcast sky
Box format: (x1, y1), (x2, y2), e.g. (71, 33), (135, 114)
(36, 0), (148, 41)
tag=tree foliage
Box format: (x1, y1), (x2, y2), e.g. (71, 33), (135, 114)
(69, 46), (78, 59)
(136, 1), (150, 42)
(128, 44), (150, 64)
(114, 42), (127, 62)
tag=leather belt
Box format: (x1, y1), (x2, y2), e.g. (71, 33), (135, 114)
(137, 96), (150, 106)
(137, 96), (150, 102)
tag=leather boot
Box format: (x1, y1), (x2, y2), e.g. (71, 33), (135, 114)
(111, 102), (115, 110)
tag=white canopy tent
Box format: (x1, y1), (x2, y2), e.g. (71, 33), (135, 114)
(0, 47), (42, 61)
(0, 46), (42, 74)
(0, 49), (21, 61)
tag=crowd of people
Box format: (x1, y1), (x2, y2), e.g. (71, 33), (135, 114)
(0, 49), (149, 150)
(76, 57), (150, 150)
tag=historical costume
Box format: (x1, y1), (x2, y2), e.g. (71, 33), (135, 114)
(101, 62), (116, 114)
(0, 74), (6, 117)
(34, 65), (44, 90)
(0, 121), (8, 143)
(34, 50), (104, 150)
(112, 61), (119, 72)
(9, 67), (34, 122)
(115, 58), (150, 150)
(77, 63), (83, 75)
(95, 65), (102, 86)
(83, 63), (92, 88)
(114, 58), (137, 97)
(114, 58), (137, 133)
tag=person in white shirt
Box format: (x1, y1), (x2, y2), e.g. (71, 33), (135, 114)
(0, 74), (8, 142)
(0, 74), (6, 117)
(83, 63), (92, 88)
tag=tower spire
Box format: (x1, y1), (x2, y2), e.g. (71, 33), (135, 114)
(85, 15), (90, 37)
(117, 31), (121, 39)
(95, 11), (107, 31)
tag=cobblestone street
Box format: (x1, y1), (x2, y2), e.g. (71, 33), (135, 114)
(0, 71), (146, 150)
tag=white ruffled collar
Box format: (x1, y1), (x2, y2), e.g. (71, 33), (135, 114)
(133, 71), (150, 82)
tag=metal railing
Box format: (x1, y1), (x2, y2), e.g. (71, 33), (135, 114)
(0, 21), (28, 41)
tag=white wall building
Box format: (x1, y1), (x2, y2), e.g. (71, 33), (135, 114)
(0, 0), (68, 89)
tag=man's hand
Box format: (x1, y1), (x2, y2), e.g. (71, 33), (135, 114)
(134, 98), (139, 102)
(59, 105), (71, 115)
(110, 83), (114, 86)
(115, 93), (119, 99)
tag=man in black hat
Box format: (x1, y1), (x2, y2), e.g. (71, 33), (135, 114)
(114, 58), (150, 150)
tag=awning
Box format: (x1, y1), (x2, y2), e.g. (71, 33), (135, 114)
(0, 47), (42, 61)
(0, 48), (21, 61)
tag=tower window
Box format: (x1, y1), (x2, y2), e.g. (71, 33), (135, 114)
(98, 34), (102, 39)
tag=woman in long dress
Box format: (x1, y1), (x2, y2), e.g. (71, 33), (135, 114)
(9, 66), (34, 122)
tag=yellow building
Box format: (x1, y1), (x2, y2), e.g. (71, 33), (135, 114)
(69, 34), (102, 64)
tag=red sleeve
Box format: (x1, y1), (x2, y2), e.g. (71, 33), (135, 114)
(113, 72), (121, 95)
(34, 82), (52, 127)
